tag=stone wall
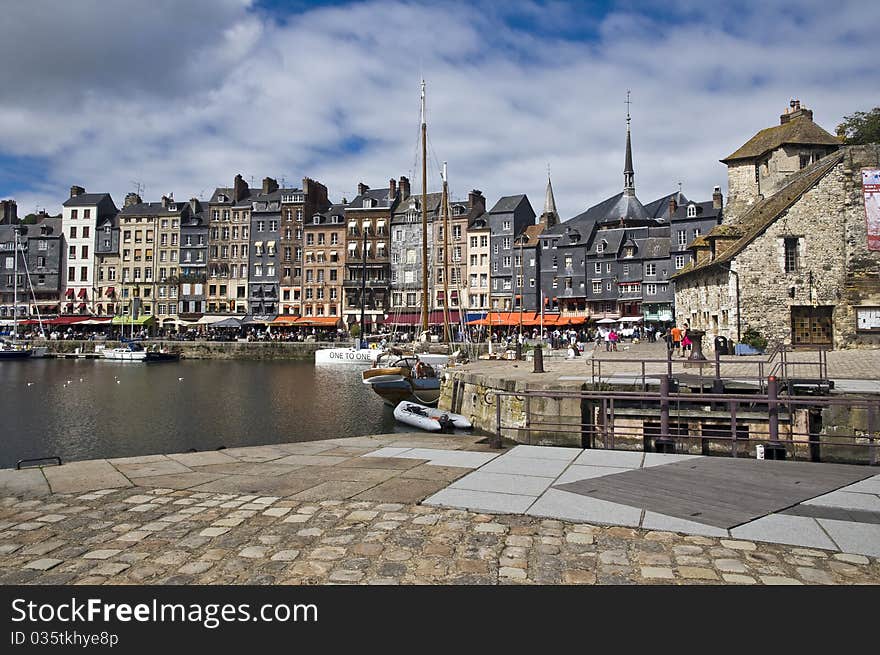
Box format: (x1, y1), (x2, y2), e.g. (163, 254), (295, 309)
(725, 162), (758, 218)
(32, 339), (324, 360)
(677, 145), (880, 350)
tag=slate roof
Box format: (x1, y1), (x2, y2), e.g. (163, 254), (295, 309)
(118, 201), (187, 216)
(348, 186), (396, 210)
(641, 237), (670, 259)
(644, 191), (688, 221)
(674, 150), (844, 279)
(62, 193), (114, 208)
(721, 116), (841, 163)
(392, 192), (443, 219)
(488, 194), (528, 214)
(671, 200), (722, 222)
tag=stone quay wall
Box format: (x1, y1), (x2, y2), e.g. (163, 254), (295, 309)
(31, 339), (326, 360)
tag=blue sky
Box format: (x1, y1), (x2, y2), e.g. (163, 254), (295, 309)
(0, 0), (875, 219)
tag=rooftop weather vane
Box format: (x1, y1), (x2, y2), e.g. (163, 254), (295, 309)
(625, 90), (631, 124)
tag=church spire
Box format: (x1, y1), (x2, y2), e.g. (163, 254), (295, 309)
(544, 165), (557, 216)
(624, 90), (635, 197)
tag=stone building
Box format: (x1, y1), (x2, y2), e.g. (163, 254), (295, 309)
(389, 183), (440, 319)
(248, 179), (282, 315)
(179, 199), (208, 318)
(303, 203), (346, 320)
(488, 194), (536, 310)
(207, 175), (252, 315)
(61, 187), (117, 314)
(94, 207), (120, 317)
(0, 217), (63, 320)
(465, 202), (491, 314)
(343, 182), (398, 331)
(0, 200), (17, 225)
(674, 104), (880, 350)
(279, 178), (329, 316)
(116, 195), (191, 325)
(433, 188), (485, 315)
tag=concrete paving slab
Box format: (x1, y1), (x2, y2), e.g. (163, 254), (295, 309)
(555, 465), (632, 485)
(642, 453), (704, 468)
(505, 445), (580, 461)
(641, 512), (728, 537)
(167, 451), (238, 467)
(449, 472), (554, 496)
(423, 488), (537, 514)
(189, 473), (322, 496)
(398, 449), (499, 469)
(526, 488), (642, 526)
(107, 454), (170, 465)
(190, 462), (303, 477)
(272, 454), (355, 468)
(219, 445), (291, 462)
(43, 460), (132, 494)
(817, 518), (880, 557)
(730, 514), (838, 550)
(839, 476), (880, 495)
(114, 459), (192, 479)
(343, 457), (427, 470)
(479, 456), (570, 478)
(363, 447), (413, 458)
(313, 467), (400, 484)
(131, 472), (226, 490)
(289, 481), (377, 501)
(353, 478), (449, 504)
(803, 491), (880, 512)
(273, 442), (344, 455)
(0, 468), (50, 497)
(397, 464), (473, 482)
(573, 450), (644, 468)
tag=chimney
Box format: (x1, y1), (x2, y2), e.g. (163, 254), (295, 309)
(124, 192), (141, 208)
(398, 176), (411, 199)
(233, 174), (248, 203)
(357, 182), (369, 196)
(262, 177), (278, 195)
(161, 195), (170, 209)
(780, 99), (813, 125)
(668, 196), (677, 217)
(468, 189), (485, 213)
(389, 178), (397, 199)
(190, 198), (199, 213)
(70, 185), (85, 199)
(712, 185), (723, 210)
(0, 199), (17, 225)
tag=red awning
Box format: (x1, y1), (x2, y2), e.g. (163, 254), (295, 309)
(78, 288), (87, 299)
(65, 289), (75, 298)
(294, 316), (341, 327)
(77, 303), (87, 310)
(105, 287), (115, 297)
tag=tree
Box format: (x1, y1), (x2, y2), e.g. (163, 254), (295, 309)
(836, 107), (880, 145)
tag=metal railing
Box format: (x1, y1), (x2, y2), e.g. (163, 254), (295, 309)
(588, 344), (831, 393)
(485, 380), (879, 465)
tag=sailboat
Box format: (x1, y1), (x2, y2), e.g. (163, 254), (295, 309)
(0, 224), (33, 359)
(314, 194), (382, 366)
(362, 81), (454, 406)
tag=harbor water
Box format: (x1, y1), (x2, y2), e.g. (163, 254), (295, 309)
(0, 359), (399, 469)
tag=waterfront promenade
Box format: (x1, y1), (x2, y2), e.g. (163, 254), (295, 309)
(1, 434), (878, 585)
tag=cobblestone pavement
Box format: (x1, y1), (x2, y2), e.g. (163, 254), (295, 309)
(1, 464), (878, 585)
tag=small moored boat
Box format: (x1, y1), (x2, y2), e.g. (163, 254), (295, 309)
(393, 401), (472, 432)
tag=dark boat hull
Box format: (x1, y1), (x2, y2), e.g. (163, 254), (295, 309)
(368, 377), (441, 407)
(145, 352), (181, 362)
(0, 349), (33, 360)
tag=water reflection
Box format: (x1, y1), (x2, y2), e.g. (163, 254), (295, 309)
(0, 359), (398, 468)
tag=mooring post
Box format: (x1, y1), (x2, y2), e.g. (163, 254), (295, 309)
(657, 374), (674, 453)
(533, 345), (544, 373)
(491, 394), (503, 449)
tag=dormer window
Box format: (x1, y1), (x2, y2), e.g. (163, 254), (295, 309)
(597, 240), (606, 254)
(687, 204), (697, 218)
(453, 205), (465, 216)
(363, 198), (373, 208)
(313, 215), (320, 224)
(624, 246), (635, 258)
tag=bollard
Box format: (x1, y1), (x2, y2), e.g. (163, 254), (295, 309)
(655, 375), (675, 453)
(533, 346), (544, 373)
(515, 340), (522, 361)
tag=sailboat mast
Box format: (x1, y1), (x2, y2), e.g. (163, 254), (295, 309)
(12, 226), (19, 343)
(420, 79), (429, 336)
(441, 162), (451, 343)
(358, 210), (367, 349)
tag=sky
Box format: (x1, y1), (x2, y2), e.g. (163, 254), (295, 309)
(0, 0), (875, 221)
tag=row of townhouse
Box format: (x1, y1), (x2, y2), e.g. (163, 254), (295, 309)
(8, 102), (844, 333)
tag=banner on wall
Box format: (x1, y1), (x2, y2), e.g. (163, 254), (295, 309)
(864, 168), (880, 251)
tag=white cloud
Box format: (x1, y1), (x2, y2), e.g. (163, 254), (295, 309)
(0, 0), (874, 221)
